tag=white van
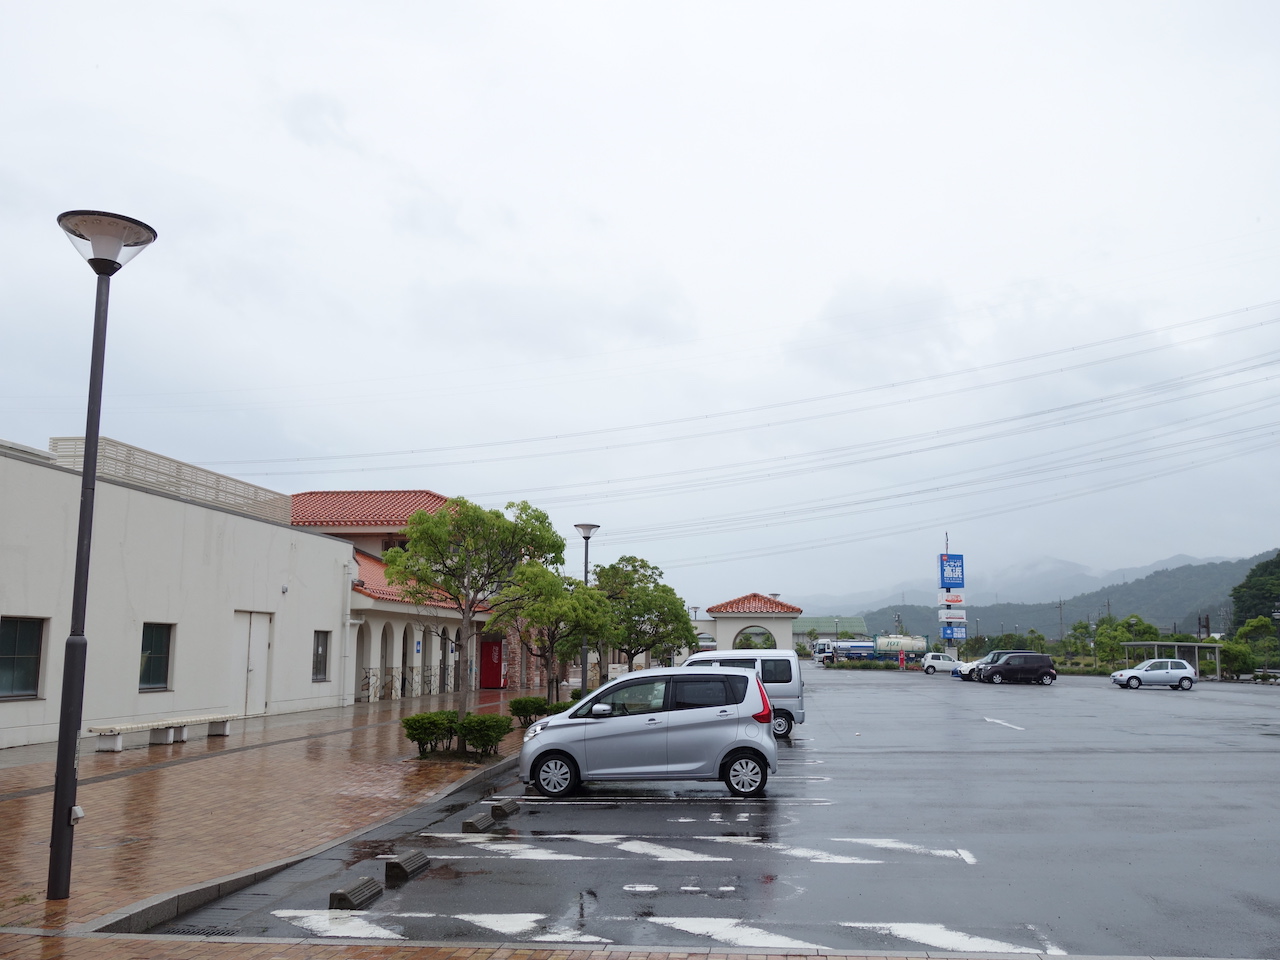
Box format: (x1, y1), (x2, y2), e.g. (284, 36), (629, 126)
(682, 649), (805, 737)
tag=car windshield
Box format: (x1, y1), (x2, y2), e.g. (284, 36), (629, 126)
(1132, 660), (1155, 670)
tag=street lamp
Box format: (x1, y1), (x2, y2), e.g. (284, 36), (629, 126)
(574, 523), (599, 695)
(48, 211), (158, 901)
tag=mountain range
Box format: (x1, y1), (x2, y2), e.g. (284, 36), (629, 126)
(788, 550), (1278, 639)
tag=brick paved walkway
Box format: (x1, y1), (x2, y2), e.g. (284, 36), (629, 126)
(0, 689), (527, 932)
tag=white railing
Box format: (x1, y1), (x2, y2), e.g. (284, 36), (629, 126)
(50, 436), (291, 524)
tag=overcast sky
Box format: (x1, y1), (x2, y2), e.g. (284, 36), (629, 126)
(2, 1), (1278, 612)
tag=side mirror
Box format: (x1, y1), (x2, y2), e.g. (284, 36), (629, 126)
(591, 703), (613, 717)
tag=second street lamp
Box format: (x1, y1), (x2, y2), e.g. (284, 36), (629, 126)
(574, 524), (599, 695)
(48, 210), (158, 901)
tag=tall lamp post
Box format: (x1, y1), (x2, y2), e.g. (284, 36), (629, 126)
(574, 523), (599, 695)
(48, 211), (158, 901)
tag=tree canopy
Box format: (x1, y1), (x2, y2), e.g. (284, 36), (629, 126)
(594, 556), (696, 673)
(1229, 550), (1280, 631)
(486, 563), (613, 701)
(383, 498), (564, 717)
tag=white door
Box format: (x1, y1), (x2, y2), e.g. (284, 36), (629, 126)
(235, 611), (272, 716)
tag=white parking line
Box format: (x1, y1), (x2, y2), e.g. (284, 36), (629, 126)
(842, 921), (1065, 954)
(984, 717), (1026, 730)
(272, 910), (405, 939)
(650, 916), (829, 950)
(832, 838), (978, 862)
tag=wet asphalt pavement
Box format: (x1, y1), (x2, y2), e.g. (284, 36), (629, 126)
(154, 668), (1280, 957)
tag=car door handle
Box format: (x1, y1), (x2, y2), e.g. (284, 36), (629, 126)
(645, 717), (662, 725)
(717, 710), (731, 717)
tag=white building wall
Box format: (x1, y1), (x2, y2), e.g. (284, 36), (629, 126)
(0, 450), (354, 749)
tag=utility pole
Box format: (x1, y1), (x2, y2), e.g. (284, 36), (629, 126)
(1057, 599), (1066, 642)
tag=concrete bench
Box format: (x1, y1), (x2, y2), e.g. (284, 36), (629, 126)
(85, 714), (239, 752)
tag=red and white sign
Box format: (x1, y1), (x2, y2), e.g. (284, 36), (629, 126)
(938, 591), (964, 606)
(938, 608), (968, 622)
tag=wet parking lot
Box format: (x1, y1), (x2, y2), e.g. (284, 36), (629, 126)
(156, 669), (1280, 957)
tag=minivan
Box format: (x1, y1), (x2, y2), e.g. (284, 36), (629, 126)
(519, 665), (778, 798)
(681, 648), (805, 737)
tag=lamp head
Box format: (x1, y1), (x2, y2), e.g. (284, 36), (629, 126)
(574, 523), (600, 541)
(58, 210), (157, 276)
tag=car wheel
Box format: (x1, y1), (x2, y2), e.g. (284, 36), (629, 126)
(723, 751), (768, 797)
(990, 673), (1004, 684)
(772, 712), (794, 738)
(1039, 673), (1054, 685)
(1126, 676), (1141, 689)
(1179, 677), (1193, 690)
(961, 671), (973, 681)
(531, 752), (579, 798)
(925, 665), (936, 674)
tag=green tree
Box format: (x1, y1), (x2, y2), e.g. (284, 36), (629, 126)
(1094, 621), (1126, 666)
(595, 556), (697, 672)
(1229, 550), (1280, 630)
(486, 563), (614, 701)
(384, 498), (565, 722)
(1236, 615), (1279, 670)
(1220, 642), (1256, 680)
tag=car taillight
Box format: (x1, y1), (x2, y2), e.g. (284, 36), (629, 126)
(752, 677), (772, 725)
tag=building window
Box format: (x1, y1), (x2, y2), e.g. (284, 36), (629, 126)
(1, 617), (44, 699)
(313, 630), (330, 682)
(140, 623), (172, 690)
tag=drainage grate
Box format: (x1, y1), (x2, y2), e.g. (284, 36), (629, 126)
(163, 925), (241, 937)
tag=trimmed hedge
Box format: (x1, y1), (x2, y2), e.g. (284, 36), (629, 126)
(509, 696), (551, 728)
(458, 713), (513, 756)
(401, 710), (458, 755)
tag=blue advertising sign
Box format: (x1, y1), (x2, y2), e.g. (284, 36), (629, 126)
(938, 553), (965, 589)
(942, 624), (967, 640)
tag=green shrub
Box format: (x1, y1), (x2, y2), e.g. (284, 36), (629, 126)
(508, 696), (550, 727)
(569, 687), (585, 701)
(826, 658), (900, 670)
(546, 699), (575, 714)
(794, 642), (812, 659)
(401, 710), (457, 755)
(458, 713), (514, 756)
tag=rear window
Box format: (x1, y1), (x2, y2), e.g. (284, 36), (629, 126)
(671, 676), (746, 709)
(761, 659), (792, 683)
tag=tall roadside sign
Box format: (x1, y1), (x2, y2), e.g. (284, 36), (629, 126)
(938, 553), (967, 656)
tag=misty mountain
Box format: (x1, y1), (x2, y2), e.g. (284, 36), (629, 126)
(790, 553), (1244, 614)
(820, 550), (1276, 639)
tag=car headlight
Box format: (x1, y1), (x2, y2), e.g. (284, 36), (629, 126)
(524, 720), (550, 742)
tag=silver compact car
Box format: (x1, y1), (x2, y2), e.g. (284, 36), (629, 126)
(1111, 659), (1197, 690)
(520, 665), (778, 798)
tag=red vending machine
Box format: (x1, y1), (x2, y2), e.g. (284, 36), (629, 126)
(479, 639), (505, 688)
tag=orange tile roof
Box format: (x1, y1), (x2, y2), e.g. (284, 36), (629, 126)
(706, 592), (804, 615)
(292, 489), (449, 527)
(352, 550), (454, 608)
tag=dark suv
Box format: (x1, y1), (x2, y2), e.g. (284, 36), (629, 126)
(975, 652), (1056, 685)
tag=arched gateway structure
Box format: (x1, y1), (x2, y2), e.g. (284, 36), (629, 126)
(702, 593), (803, 650)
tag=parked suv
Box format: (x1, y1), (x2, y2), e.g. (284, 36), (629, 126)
(520, 665), (778, 799)
(953, 649), (1036, 680)
(921, 652), (959, 675)
(975, 652), (1057, 685)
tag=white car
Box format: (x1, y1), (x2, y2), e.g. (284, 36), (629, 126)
(1111, 659), (1197, 690)
(921, 652), (958, 675)
(520, 665), (778, 798)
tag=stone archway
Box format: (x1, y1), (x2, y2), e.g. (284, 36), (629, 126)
(732, 625), (778, 649)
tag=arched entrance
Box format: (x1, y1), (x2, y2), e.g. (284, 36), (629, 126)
(355, 622), (372, 701)
(733, 626), (778, 649)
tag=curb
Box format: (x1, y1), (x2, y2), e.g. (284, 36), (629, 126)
(78, 754), (520, 935)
